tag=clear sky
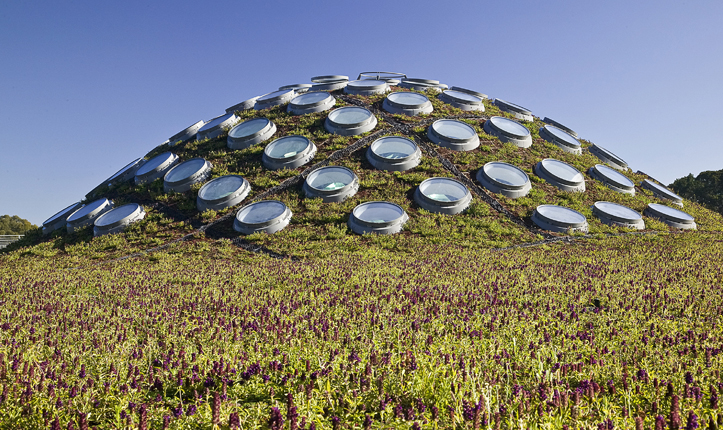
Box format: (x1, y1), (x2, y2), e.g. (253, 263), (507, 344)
(1, 0), (721, 225)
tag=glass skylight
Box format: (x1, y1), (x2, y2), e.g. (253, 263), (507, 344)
(644, 203), (696, 229)
(494, 99), (534, 121)
(93, 203), (146, 237)
(367, 136), (422, 171)
(42, 202), (83, 235)
(287, 91), (336, 115)
(324, 106), (377, 136)
(164, 158), (212, 193)
(539, 125), (582, 154)
(348, 201), (409, 235)
(66, 198), (114, 233)
(542, 117), (578, 138)
(483, 116), (532, 148)
(592, 201), (644, 229)
(197, 175), (250, 212)
(476, 161), (532, 198)
(262, 135), (317, 170)
(169, 120), (206, 146)
(535, 158), (586, 192)
(641, 179), (684, 206)
(107, 158), (145, 187)
(310, 75), (349, 92)
(450, 86), (488, 99)
(135, 152), (179, 185)
(438, 90), (484, 111)
(382, 92), (433, 116)
(254, 89), (295, 110)
(303, 166), (359, 203)
(233, 200), (292, 235)
(279, 83), (312, 92)
(427, 119), (480, 151)
(197, 113), (238, 140)
(344, 80), (389, 95)
(588, 144), (628, 171)
(226, 97), (259, 114)
(532, 205), (588, 233)
(227, 118), (277, 150)
(414, 177), (472, 215)
(588, 164), (635, 195)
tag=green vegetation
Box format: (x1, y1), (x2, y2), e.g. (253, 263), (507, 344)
(670, 169), (723, 216)
(0, 215), (36, 235)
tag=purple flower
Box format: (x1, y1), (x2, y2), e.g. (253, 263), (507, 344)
(686, 411), (699, 430)
(685, 371), (694, 384)
(186, 405), (197, 416)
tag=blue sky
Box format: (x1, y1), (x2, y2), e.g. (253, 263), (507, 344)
(2, 0), (722, 225)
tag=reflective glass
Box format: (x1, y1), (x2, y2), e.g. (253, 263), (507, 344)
(166, 159), (207, 183)
(419, 178), (468, 202)
(537, 205), (586, 224)
(488, 117), (529, 137)
(137, 153), (174, 176)
(237, 201), (287, 224)
(229, 118), (270, 139)
(44, 203), (81, 225)
(432, 120), (477, 140)
(543, 125), (580, 147)
(594, 145), (627, 166)
(354, 202), (405, 223)
(108, 158), (142, 181)
(291, 92), (331, 106)
(266, 136), (310, 159)
(498, 99), (531, 113)
(644, 180), (682, 200)
(648, 203), (694, 221)
(443, 90), (482, 103)
(387, 92), (430, 107)
(257, 90), (292, 102)
(328, 107), (373, 125)
(483, 162), (529, 187)
(348, 79), (385, 88)
(540, 159), (583, 183)
(68, 198), (108, 222)
(371, 136), (417, 159)
(199, 176), (246, 201)
(308, 167), (354, 191)
(96, 204), (139, 227)
(595, 164), (634, 188)
(199, 113), (234, 132)
(594, 202), (641, 220)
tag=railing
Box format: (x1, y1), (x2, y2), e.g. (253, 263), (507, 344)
(0, 235), (23, 249)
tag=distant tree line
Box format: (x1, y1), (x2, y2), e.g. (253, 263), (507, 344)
(670, 169), (723, 215)
(0, 215), (37, 235)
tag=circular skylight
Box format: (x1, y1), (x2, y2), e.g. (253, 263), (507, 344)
(483, 116), (532, 148)
(641, 179), (684, 206)
(542, 117), (578, 138)
(357, 72), (406, 82)
(414, 177), (472, 215)
(494, 99), (534, 121)
(399, 80), (442, 91)
(197, 175), (250, 212)
(592, 201), (644, 229)
(427, 119), (480, 151)
(279, 83), (312, 92)
(382, 92), (433, 116)
(169, 120), (205, 146)
(539, 125), (582, 154)
(67, 198), (114, 233)
(233, 200), (292, 235)
(227, 118), (277, 150)
(107, 158), (146, 187)
(644, 203), (696, 230)
(535, 158), (585, 192)
(324, 106), (377, 136)
(450, 86), (488, 99)
(532, 205), (589, 233)
(438, 90), (484, 111)
(287, 92), (336, 115)
(93, 203), (146, 237)
(226, 97), (260, 114)
(262, 135), (317, 170)
(344, 80), (389, 95)
(476, 161), (532, 198)
(164, 158), (212, 193)
(348, 201), (409, 235)
(254, 89), (295, 110)
(367, 136), (421, 171)
(588, 144), (628, 171)
(303, 166), (359, 203)
(135, 152), (179, 185)
(406, 78), (439, 85)
(588, 164), (635, 195)
(42, 202), (83, 235)
(197, 113), (238, 141)
(311, 75), (349, 83)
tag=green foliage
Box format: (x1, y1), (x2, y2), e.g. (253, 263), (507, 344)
(670, 169), (723, 215)
(0, 214), (36, 235)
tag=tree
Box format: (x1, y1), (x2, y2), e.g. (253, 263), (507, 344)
(0, 215), (37, 235)
(670, 169), (723, 215)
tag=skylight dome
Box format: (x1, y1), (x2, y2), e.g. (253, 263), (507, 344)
(303, 166), (359, 203)
(449, 86), (488, 99)
(169, 120), (206, 146)
(588, 144), (628, 171)
(367, 136), (421, 171)
(324, 106), (377, 136)
(483, 116), (532, 148)
(348, 201), (409, 235)
(93, 203), (146, 237)
(279, 83), (312, 92)
(107, 158), (146, 187)
(640, 179), (684, 206)
(476, 161), (532, 198)
(197, 175), (250, 212)
(135, 152), (179, 185)
(414, 177), (472, 215)
(644, 203), (696, 229)
(399, 79), (442, 91)
(226, 97), (259, 114)
(197, 113), (238, 140)
(287, 92), (336, 115)
(592, 201), (644, 229)
(357, 72), (406, 82)
(494, 99), (534, 121)
(542, 117), (578, 138)
(588, 164), (635, 195)
(310, 75), (348, 92)
(382, 92), (433, 116)
(233, 200), (292, 235)
(344, 80), (389, 95)
(66, 198), (114, 233)
(254, 90), (295, 110)
(438, 90), (485, 111)
(42, 202), (83, 235)
(163, 158), (212, 193)
(532, 205), (589, 233)
(535, 158), (586, 192)
(539, 125), (582, 154)
(427, 119), (480, 151)
(262, 135), (317, 170)
(227, 118), (277, 150)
